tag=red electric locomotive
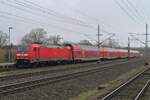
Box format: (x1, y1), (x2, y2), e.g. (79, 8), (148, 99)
(16, 43), (72, 66)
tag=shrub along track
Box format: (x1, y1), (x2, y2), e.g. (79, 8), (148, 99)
(0, 58), (145, 100)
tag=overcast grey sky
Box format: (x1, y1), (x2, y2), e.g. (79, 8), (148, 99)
(0, 0), (150, 47)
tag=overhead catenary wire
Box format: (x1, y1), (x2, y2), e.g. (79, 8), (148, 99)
(62, 2), (117, 34)
(68, 9), (115, 34)
(120, 0), (143, 23)
(113, 0), (139, 23)
(0, 0), (116, 43)
(14, 0), (90, 25)
(125, 0), (147, 23)
(67, 5), (120, 31)
(22, 0), (87, 25)
(0, 10), (97, 42)
(3, 0), (96, 30)
(5, 0), (115, 34)
(0, 0), (114, 34)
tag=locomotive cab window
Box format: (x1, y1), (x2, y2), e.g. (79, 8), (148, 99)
(18, 45), (28, 52)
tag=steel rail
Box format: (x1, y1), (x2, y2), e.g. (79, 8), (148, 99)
(0, 58), (138, 69)
(101, 66), (150, 100)
(134, 80), (150, 100)
(0, 58), (135, 81)
(0, 59), (135, 96)
(0, 65), (115, 95)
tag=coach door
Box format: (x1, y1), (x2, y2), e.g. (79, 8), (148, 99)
(64, 44), (75, 62)
(33, 47), (40, 62)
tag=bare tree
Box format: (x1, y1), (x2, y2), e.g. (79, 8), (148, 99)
(21, 28), (47, 45)
(0, 30), (8, 47)
(45, 35), (62, 45)
(79, 40), (93, 45)
(63, 41), (74, 44)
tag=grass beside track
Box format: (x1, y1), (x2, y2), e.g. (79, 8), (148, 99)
(70, 90), (98, 100)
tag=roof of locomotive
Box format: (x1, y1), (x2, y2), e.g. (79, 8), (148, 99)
(32, 43), (65, 48)
(42, 45), (63, 48)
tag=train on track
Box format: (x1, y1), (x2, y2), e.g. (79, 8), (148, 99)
(16, 43), (141, 67)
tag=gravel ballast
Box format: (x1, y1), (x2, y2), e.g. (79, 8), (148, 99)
(0, 58), (146, 100)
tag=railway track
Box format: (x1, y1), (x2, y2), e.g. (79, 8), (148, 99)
(137, 80), (150, 100)
(0, 59), (127, 69)
(0, 58), (141, 96)
(100, 65), (150, 100)
(0, 58), (135, 81)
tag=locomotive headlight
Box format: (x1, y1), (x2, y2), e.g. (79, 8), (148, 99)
(16, 53), (29, 59)
(16, 54), (21, 56)
(24, 54), (28, 56)
(16, 54), (20, 59)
